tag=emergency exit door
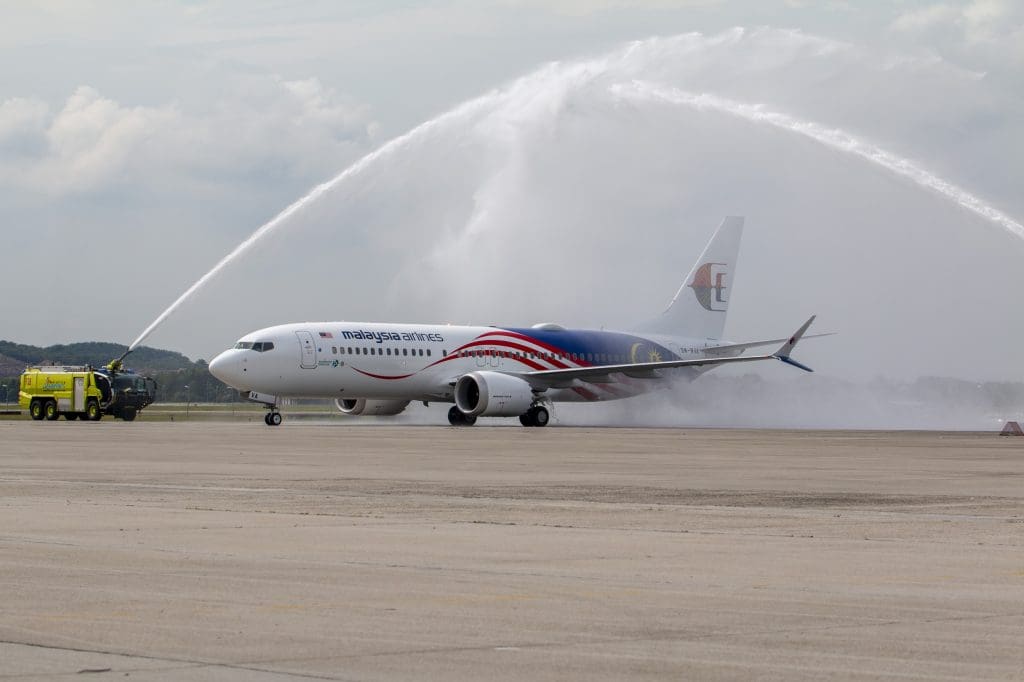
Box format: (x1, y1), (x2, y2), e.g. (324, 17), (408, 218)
(296, 331), (317, 369)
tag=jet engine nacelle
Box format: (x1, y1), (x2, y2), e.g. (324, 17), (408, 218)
(454, 371), (534, 417)
(334, 398), (410, 416)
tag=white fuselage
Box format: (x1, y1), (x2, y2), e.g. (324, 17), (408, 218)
(209, 321), (718, 404)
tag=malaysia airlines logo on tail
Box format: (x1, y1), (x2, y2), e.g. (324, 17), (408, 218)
(688, 262), (729, 311)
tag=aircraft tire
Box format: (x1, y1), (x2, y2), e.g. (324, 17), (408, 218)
(264, 412), (272, 426)
(519, 414), (531, 427)
(448, 406), (475, 426)
(269, 412), (282, 426)
(122, 407), (137, 422)
(529, 406), (550, 427)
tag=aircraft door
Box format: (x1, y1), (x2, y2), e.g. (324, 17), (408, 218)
(296, 331), (317, 369)
(73, 376), (85, 412)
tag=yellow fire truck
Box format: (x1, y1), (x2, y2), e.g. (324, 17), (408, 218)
(19, 360), (156, 422)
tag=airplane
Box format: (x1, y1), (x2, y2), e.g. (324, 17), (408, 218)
(209, 216), (823, 427)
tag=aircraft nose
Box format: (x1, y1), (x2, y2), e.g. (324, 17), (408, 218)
(209, 350), (241, 387)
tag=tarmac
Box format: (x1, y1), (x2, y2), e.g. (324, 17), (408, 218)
(1, 421), (1022, 680)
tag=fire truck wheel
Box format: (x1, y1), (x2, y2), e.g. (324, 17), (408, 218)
(29, 400), (45, 420)
(44, 400), (60, 420)
(86, 400), (102, 421)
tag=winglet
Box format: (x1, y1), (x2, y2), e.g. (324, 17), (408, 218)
(773, 315), (816, 372)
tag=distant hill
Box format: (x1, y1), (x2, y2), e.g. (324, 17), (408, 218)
(0, 340), (194, 374)
(0, 352), (25, 377)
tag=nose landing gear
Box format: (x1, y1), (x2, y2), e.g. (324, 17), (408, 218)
(245, 391), (282, 427)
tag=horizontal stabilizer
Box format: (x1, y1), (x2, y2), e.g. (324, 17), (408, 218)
(703, 331), (835, 356)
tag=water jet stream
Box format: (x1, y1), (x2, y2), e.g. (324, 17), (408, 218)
(610, 81), (1024, 241)
(127, 95), (497, 351)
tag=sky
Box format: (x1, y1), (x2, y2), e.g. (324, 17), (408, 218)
(1, 0), (1022, 383)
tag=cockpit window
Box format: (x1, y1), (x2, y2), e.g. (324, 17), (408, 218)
(236, 341), (275, 351)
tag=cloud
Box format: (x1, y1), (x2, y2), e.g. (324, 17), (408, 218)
(889, 0), (1024, 67)
(0, 97), (50, 155)
(501, 0), (723, 16)
(0, 76), (376, 196)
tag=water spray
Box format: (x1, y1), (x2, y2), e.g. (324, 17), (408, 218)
(127, 93), (501, 351)
(609, 81), (1024, 240)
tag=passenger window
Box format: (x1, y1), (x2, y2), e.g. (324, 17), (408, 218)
(419, 349), (424, 356)
(371, 348), (376, 355)
(442, 350), (447, 357)
(386, 348), (391, 356)
(332, 346), (337, 354)
(403, 348), (408, 356)
(427, 350), (431, 357)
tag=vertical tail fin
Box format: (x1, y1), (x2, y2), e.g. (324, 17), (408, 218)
(639, 216), (744, 340)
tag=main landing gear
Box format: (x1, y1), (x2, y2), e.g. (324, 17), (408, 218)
(447, 404), (550, 427)
(519, 405), (550, 427)
(448, 406), (477, 427)
(264, 409), (283, 427)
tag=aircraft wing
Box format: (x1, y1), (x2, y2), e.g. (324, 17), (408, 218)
(517, 316), (819, 389)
